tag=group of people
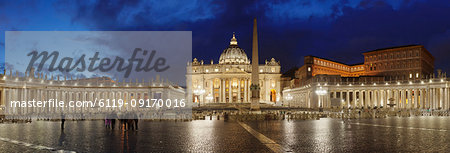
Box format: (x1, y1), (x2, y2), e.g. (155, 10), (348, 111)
(105, 113), (139, 131)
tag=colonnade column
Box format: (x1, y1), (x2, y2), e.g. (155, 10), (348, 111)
(365, 90), (369, 108)
(419, 89), (424, 109)
(346, 91), (350, 108)
(444, 87), (449, 110)
(432, 88), (435, 109)
(413, 89), (418, 109)
(359, 91), (363, 108)
(440, 88), (443, 109)
(377, 90), (381, 107)
(407, 89), (411, 109)
(394, 90), (399, 108)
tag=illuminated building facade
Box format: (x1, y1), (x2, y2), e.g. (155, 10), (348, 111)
(0, 69), (185, 116)
(284, 45), (447, 110)
(186, 34), (281, 105)
(294, 45), (434, 87)
(363, 45), (434, 80)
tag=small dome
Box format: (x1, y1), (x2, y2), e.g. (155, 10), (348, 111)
(219, 33), (250, 65)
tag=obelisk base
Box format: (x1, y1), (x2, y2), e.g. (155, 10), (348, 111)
(250, 99), (261, 114)
(250, 88), (261, 113)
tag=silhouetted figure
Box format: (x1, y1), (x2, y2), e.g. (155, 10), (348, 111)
(61, 114), (65, 130)
(111, 113), (117, 130)
(127, 119), (135, 130)
(133, 113), (139, 130)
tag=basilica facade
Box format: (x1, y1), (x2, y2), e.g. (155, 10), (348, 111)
(186, 34), (281, 105)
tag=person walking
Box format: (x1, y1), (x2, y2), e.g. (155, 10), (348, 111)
(133, 113), (139, 130)
(61, 114), (65, 130)
(105, 117), (111, 129)
(111, 112), (117, 130)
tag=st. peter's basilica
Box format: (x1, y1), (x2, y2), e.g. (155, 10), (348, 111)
(186, 34), (281, 105)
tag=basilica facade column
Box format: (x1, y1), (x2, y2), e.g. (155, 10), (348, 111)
(222, 79), (226, 103)
(210, 79), (214, 103)
(229, 79), (232, 103)
(244, 79), (248, 103)
(238, 79), (241, 102)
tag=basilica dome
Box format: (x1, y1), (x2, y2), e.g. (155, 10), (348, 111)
(219, 34), (250, 65)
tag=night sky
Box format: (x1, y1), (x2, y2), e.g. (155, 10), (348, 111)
(1, 0), (450, 73)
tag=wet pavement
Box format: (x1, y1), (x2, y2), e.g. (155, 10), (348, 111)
(0, 117), (449, 152)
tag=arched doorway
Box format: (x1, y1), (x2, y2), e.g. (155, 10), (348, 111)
(270, 89), (276, 102)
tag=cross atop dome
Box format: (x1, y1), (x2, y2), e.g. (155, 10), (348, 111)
(230, 32), (238, 45)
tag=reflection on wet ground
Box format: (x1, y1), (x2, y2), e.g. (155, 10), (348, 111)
(0, 117), (449, 152)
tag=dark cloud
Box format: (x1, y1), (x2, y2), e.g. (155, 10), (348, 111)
(3, 0), (450, 74)
(55, 0), (221, 29)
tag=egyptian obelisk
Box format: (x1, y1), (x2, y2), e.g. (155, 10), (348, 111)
(250, 18), (261, 111)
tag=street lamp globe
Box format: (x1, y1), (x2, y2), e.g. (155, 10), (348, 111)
(193, 85), (205, 95)
(315, 87), (327, 95)
(285, 94), (293, 101)
(206, 93), (214, 101)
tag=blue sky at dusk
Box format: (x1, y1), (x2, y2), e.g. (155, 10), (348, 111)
(2, 0), (450, 73)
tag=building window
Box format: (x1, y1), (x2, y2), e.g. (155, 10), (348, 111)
(308, 67), (311, 72)
(416, 73), (419, 78)
(409, 73), (412, 79)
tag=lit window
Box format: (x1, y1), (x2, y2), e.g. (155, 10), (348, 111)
(260, 69), (263, 72)
(214, 69), (218, 72)
(205, 69), (209, 72)
(416, 73), (419, 78)
(409, 73), (412, 78)
(307, 67), (311, 72)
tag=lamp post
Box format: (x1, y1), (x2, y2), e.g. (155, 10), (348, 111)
(315, 86), (327, 110)
(285, 93), (293, 107)
(193, 85), (205, 106)
(206, 93), (214, 103)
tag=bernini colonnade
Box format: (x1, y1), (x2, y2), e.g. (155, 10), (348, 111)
(284, 78), (450, 110)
